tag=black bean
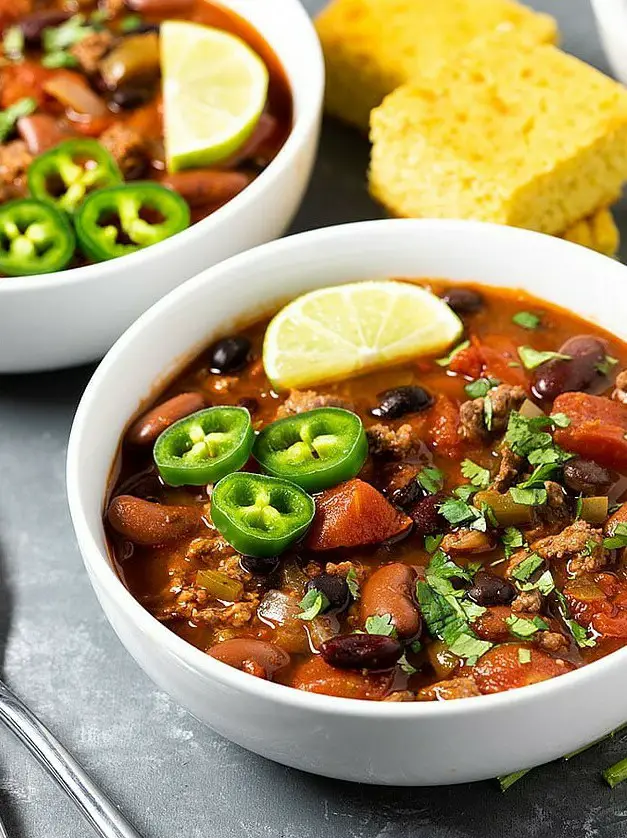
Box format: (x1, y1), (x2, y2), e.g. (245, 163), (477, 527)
(19, 10), (70, 44)
(409, 492), (444, 536)
(306, 573), (351, 613)
(208, 336), (252, 375)
(390, 477), (428, 509)
(441, 287), (484, 315)
(240, 555), (279, 575)
(371, 385), (433, 419)
(110, 86), (155, 110)
(320, 634), (402, 671)
(532, 335), (607, 402)
(467, 572), (516, 606)
(563, 458), (614, 496)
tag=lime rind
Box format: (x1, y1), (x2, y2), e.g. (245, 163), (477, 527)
(263, 281), (464, 390)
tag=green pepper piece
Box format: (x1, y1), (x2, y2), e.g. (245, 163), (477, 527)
(75, 182), (190, 261)
(211, 472), (315, 557)
(28, 139), (123, 214)
(253, 408), (368, 492)
(154, 407), (253, 487)
(0, 198), (75, 276)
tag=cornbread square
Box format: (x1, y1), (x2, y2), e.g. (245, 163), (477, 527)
(316, 0), (557, 131)
(562, 208), (619, 257)
(369, 37), (627, 235)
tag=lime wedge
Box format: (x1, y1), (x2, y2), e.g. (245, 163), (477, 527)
(263, 281), (464, 390)
(161, 21), (269, 173)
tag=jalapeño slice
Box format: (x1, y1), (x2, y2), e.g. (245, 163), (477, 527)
(211, 472), (315, 557)
(28, 139), (123, 214)
(253, 407), (368, 492)
(154, 406), (253, 487)
(0, 198), (75, 275)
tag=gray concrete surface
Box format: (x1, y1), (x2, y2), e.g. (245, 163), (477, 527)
(3, 1), (627, 835)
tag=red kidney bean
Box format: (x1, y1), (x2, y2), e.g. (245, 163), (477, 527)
(107, 495), (200, 545)
(563, 457), (614, 496)
(360, 563), (420, 639)
(532, 335), (608, 401)
(17, 114), (74, 155)
(208, 639), (290, 679)
(161, 170), (251, 209)
(126, 392), (205, 446)
(441, 287), (484, 315)
(18, 10), (70, 44)
(320, 634), (402, 671)
(227, 113), (279, 165)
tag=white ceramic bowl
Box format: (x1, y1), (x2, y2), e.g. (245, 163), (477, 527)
(67, 219), (627, 786)
(591, 0), (627, 85)
(0, 0), (323, 374)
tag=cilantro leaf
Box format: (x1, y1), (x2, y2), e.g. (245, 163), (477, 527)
(410, 640), (423, 653)
(509, 487), (547, 506)
(603, 522), (627, 550)
(554, 590), (596, 648)
(120, 13), (143, 32)
(512, 311), (541, 330)
(425, 533), (444, 553)
(415, 581), (466, 642)
(519, 569), (555, 595)
(398, 653), (417, 675)
(438, 497), (479, 526)
(511, 553), (543, 582)
(346, 567), (360, 600)
(596, 354), (619, 376)
(365, 613), (397, 637)
(454, 484), (477, 502)
(517, 346), (572, 371)
(549, 412), (571, 428)
(435, 340), (470, 367)
(426, 550), (473, 583)
(464, 377), (499, 399)
(3, 25), (23, 59)
(298, 589), (329, 621)
(502, 527), (526, 559)
(516, 461), (560, 489)
(448, 633), (492, 660)
(417, 466), (444, 495)
(505, 614), (542, 638)
(484, 392), (494, 431)
(0, 97), (36, 143)
(42, 14), (95, 51)
(460, 599), (486, 622)
(461, 459), (491, 489)
(518, 647), (532, 664)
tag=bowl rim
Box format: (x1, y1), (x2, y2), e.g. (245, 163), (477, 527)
(67, 217), (627, 720)
(0, 0), (323, 295)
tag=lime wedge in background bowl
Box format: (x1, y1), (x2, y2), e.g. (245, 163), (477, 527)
(161, 21), (269, 173)
(263, 280), (464, 390)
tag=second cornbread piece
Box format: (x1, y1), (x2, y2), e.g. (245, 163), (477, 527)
(369, 37), (627, 236)
(316, 0), (557, 131)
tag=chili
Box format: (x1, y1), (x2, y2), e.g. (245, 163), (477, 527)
(0, 197), (74, 275)
(253, 408), (368, 492)
(27, 138), (123, 214)
(153, 406), (253, 487)
(210, 472), (315, 557)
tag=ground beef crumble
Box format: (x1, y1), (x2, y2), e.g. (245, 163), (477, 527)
(417, 677), (480, 701)
(99, 123), (149, 179)
(70, 31), (114, 73)
(531, 520), (606, 576)
(367, 423), (422, 458)
(459, 384), (526, 443)
(275, 389), (354, 418)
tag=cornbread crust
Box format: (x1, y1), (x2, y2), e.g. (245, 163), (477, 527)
(562, 207), (619, 257)
(316, 0), (557, 131)
(369, 38), (627, 236)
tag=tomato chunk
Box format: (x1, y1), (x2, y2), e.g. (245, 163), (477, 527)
(448, 343), (483, 379)
(286, 656), (393, 699)
(564, 573), (627, 639)
(427, 395), (461, 457)
(479, 336), (528, 387)
(306, 479), (412, 550)
(553, 392), (627, 470)
(472, 643), (574, 694)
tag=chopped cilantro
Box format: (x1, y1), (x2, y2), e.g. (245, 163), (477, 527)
(461, 459), (491, 489)
(519, 569), (555, 595)
(504, 412), (555, 458)
(512, 311), (541, 330)
(603, 522), (627, 550)
(517, 346), (572, 371)
(511, 553), (543, 582)
(3, 26), (23, 59)
(439, 496), (478, 526)
(527, 447), (565, 465)
(346, 567), (360, 600)
(398, 653), (417, 675)
(464, 377), (499, 399)
(417, 466), (444, 495)
(550, 412), (571, 428)
(502, 527), (526, 559)
(516, 461), (560, 489)
(596, 354), (619, 376)
(448, 633), (492, 660)
(120, 13), (143, 32)
(467, 561), (482, 576)
(42, 51), (79, 68)
(461, 599), (486, 622)
(506, 614), (543, 638)
(410, 640), (423, 654)
(298, 589), (328, 621)
(554, 590), (596, 648)
(427, 550), (473, 583)
(435, 339), (471, 367)
(0, 97), (36, 143)
(42, 14), (95, 52)
(484, 393), (494, 431)
(454, 484), (477, 502)
(518, 647), (532, 664)
(510, 487), (547, 506)
(425, 533), (444, 553)
(416, 581), (492, 661)
(365, 613), (397, 637)
(575, 496), (583, 520)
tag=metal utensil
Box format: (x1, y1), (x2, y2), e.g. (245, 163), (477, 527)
(0, 809), (8, 838)
(0, 679), (144, 838)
